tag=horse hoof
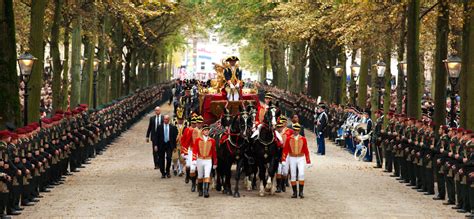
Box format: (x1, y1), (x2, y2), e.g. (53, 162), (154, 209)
(233, 192), (240, 198)
(216, 185), (222, 192)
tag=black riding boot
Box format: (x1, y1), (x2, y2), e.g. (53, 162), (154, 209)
(203, 183), (209, 198)
(191, 176), (196, 192)
(275, 179), (282, 193)
(281, 177), (287, 192)
(198, 182), (203, 197)
(185, 169), (190, 184)
(299, 185), (304, 198)
(291, 185), (297, 198)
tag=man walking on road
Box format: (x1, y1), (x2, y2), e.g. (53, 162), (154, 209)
(157, 115), (178, 178)
(146, 107), (164, 169)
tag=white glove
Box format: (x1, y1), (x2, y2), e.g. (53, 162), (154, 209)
(281, 161), (287, 166)
(212, 165), (217, 170)
(230, 84), (235, 89)
(235, 83), (240, 88)
(306, 163), (313, 169)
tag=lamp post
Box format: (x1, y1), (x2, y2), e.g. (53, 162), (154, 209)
(92, 58), (100, 109)
(351, 63), (360, 105)
(376, 61), (386, 110)
(444, 55), (462, 127)
(18, 52), (37, 126)
(333, 62), (343, 105)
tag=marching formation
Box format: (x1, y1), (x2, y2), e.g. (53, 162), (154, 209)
(148, 79), (315, 199)
(326, 107), (474, 217)
(0, 84), (172, 217)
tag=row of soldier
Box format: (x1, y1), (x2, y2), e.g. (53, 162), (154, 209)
(325, 106), (474, 217)
(0, 83), (172, 217)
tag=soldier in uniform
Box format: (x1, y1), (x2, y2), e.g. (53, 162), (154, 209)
(192, 124), (217, 198)
(275, 116), (293, 193)
(315, 104), (328, 155)
(372, 110), (384, 168)
(444, 128), (458, 206)
(281, 123), (311, 199)
(257, 92), (273, 125)
(181, 115), (197, 190)
(433, 125), (450, 201)
(422, 122), (435, 195)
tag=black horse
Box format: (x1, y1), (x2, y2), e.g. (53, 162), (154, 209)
(212, 108), (233, 193)
(252, 103), (281, 196)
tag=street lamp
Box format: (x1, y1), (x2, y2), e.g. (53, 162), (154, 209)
(376, 61), (386, 109)
(351, 63), (360, 105)
(18, 52), (37, 126)
(92, 58), (100, 109)
(444, 55), (462, 127)
(333, 62), (343, 104)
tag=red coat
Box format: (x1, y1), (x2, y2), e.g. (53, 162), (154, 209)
(180, 127), (194, 155)
(282, 135), (311, 164)
(192, 137), (217, 165)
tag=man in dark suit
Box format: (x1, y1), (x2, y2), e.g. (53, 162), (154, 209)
(157, 115), (178, 178)
(146, 107), (164, 169)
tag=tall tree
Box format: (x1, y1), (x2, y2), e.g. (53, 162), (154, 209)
(464, 1), (474, 130)
(27, 0), (48, 123)
(70, 2), (82, 108)
(268, 40), (287, 89)
(396, 4), (406, 114)
(433, 0), (449, 129)
(0, 0), (21, 128)
(406, 0), (422, 119)
(50, 0), (64, 112)
(357, 48), (369, 109)
(460, 1), (472, 128)
(288, 41), (306, 92)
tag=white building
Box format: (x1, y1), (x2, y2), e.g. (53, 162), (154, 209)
(176, 31), (240, 81)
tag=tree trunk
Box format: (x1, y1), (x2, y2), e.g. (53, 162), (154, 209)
(70, 10), (82, 108)
(123, 48), (132, 94)
(465, 2), (474, 130)
(307, 43), (319, 98)
(383, 40), (393, 125)
(61, 22), (70, 110)
(110, 18), (123, 100)
(406, 0), (422, 119)
(433, 0), (449, 129)
(268, 40), (287, 89)
(50, 0), (64, 112)
(357, 48), (369, 109)
(260, 46), (268, 83)
(460, 1), (472, 128)
(97, 15), (109, 106)
(338, 50), (347, 105)
(0, 0), (21, 128)
(27, 0), (48, 123)
(288, 41), (306, 93)
(80, 36), (94, 105)
(397, 5), (406, 114)
(350, 49), (357, 106)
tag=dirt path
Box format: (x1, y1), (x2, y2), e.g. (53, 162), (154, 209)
(20, 103), (460, 218)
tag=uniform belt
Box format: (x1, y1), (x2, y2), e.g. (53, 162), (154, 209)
(289, 153), (304, 157)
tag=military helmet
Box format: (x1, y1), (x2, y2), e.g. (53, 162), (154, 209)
(292, 123), (301, 131)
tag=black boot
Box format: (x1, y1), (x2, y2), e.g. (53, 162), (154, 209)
(299, 185), (304, 198)
(198, 182), (203, 197)
(185, 169), (190, 184)
(191, 177), (196, 192)
(275, 179), (282, 193)
(291, 185), (297, 198)
(203, 183), (209, 198)
(281, 178), (287, 192)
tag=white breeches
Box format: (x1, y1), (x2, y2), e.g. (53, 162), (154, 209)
(289, 156), (306, 181)
(197, 159), (212, 179)
(187, 149), (196, 172)
(278, 155), (289, 176)
(227, 90), (240, 101)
